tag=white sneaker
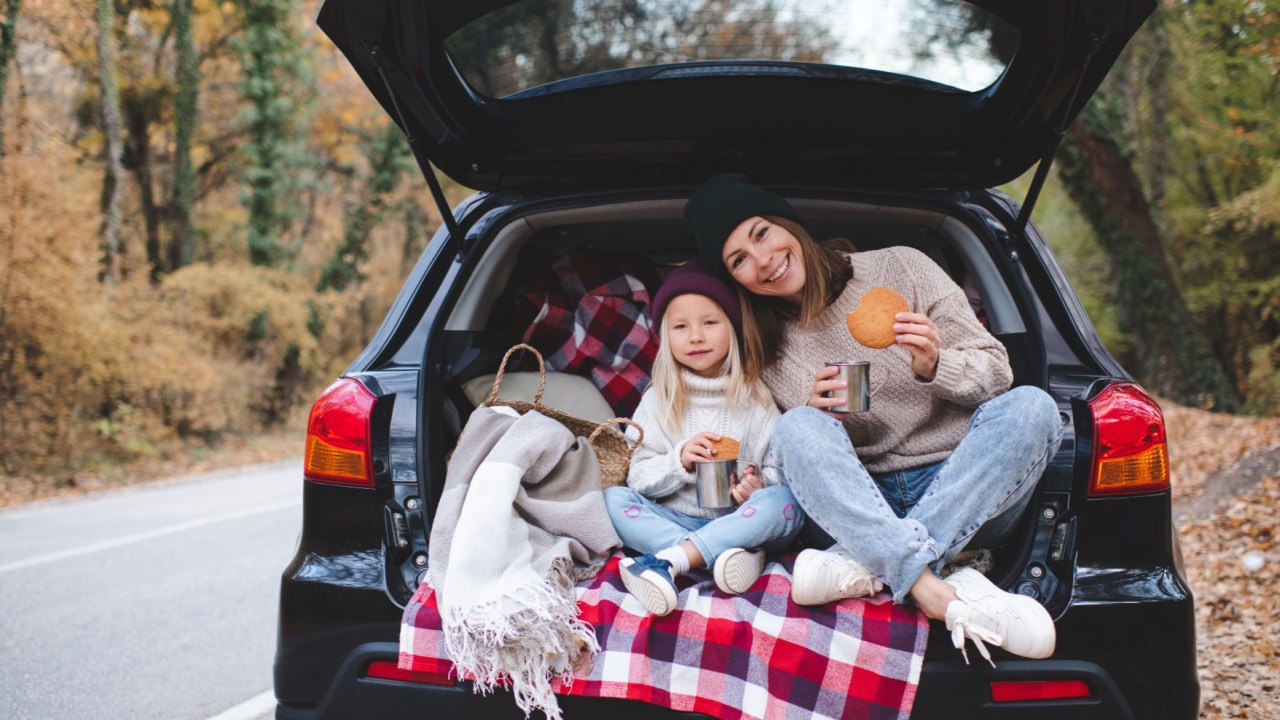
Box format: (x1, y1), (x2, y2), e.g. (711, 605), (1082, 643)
(713, 548), (766, 594)
(943, 568), (1056, 666)
(790, 546), (883, 606)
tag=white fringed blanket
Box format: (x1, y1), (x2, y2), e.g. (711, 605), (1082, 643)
(425, 407), (621, 720)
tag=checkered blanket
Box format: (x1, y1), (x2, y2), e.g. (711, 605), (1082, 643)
(401, 552), (929, 720)
(512, 249), (661, 417)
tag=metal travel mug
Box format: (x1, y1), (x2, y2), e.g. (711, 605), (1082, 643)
(695, 459), (738, 508)
(827, 360), (871, 413)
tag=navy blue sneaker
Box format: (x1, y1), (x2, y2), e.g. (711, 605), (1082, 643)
(619, 554), (679, 616)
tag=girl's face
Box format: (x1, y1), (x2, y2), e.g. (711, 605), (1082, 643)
(721, 216), (806, 303)
(665, 293), (732, 378)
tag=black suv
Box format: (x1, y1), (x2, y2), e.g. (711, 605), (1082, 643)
(275, 1), (1198, 718)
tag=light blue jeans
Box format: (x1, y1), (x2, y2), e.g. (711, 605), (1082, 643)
(604, 485), (805, 567)
(770, 386), (1063, 603)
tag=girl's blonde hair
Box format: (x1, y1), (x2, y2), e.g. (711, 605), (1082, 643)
(649, 295), (775, 437)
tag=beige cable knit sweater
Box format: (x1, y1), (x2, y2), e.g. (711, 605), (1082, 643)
(761, 247), (1012, 474)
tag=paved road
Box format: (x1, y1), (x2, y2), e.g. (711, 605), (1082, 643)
(0, 461), (302, 720)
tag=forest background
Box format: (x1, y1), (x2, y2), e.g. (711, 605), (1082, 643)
(0, 0), (1277, 502)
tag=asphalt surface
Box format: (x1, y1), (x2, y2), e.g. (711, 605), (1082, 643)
(0, 460), (302, 720)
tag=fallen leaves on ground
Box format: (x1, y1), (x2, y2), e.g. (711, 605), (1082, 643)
(1164, 401), (1280, 719)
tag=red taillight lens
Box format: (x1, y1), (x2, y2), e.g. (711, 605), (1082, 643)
(304, 378), (376, 487)
(365, 660), (454, 686)
(1088, 383), (1169, 496)
(990, 679), (1091, 702)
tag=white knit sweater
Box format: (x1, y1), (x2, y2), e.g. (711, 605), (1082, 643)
(762, 247), (1012, 474)
(624, 370), (781, 519)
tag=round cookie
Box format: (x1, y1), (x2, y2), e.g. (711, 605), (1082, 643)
(846, 286), (909, 349)
(711, 436), (741, 460)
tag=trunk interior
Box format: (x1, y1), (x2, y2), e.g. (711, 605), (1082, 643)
(412, 195), (1059, 606)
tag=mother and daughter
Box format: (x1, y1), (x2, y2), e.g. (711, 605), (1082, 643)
(610, 172), (1065, 666)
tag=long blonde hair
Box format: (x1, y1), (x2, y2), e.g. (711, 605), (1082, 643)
(649, 296), (775, 437)
(738, 216), (855, 382)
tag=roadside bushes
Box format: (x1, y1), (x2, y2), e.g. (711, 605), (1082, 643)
(0, 253), (354, 492)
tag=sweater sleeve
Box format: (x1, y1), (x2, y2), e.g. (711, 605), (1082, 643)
(895, 247), (1012, 407)
(624, 391), (695, 499)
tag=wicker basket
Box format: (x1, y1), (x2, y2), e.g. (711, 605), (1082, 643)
(481, 343), (643, 489)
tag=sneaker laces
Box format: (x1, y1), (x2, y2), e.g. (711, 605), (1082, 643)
(948, 610), (1002, 667)
(836, 564), (879, 598)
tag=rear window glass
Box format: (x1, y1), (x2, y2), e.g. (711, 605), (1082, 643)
(446, 0), (1018, 99)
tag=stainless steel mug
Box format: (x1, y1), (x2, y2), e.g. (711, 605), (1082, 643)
(695, 459), (738, 508)
(827, 360), (871, 412)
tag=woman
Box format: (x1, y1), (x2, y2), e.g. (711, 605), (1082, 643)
(683, 173), (1064, 666)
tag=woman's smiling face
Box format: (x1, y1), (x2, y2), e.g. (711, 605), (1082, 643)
(721, 216), (806, 303)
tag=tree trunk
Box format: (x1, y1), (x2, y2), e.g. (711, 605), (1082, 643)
(1056, 105), (1240, 412)
(125, 97), (163, 280)
(1124, 6), (1171, 206)
(0, 0), (21, 157)
(95, 0), (125, 285)
(238, 0), (306, 268)
(169, 0), (198, 275)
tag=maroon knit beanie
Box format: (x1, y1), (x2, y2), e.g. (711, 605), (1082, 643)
(651, 258), (743, 336)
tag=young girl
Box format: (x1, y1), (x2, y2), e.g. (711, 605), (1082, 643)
(605, 259), (805, 616)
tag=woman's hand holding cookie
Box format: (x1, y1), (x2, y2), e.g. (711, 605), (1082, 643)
(893, 311), (941, 380)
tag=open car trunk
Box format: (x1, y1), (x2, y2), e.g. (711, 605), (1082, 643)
(396, 189), (1082, 618)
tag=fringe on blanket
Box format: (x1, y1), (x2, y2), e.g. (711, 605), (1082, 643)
(439, 558), (597, 720)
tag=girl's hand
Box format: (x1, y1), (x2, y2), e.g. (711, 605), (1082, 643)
(809, 364), (851, 417)
(731, 464), (763, 504)
(681, 432), (724, 471)
(893, 311), (941, 380)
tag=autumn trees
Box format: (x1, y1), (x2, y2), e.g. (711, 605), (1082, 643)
(1058, 0), (1280, 413)
(0, 0), (1277, 492)
(0, 0), (436, 485)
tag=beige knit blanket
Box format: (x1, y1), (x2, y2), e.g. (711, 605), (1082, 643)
(427, 407), (621, 720)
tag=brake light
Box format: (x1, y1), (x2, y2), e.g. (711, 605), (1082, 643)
(1088, 383), (1169, 496)
(304, 378), (376, 487)
(365, 660), (454, 686)
(990, 679), (1091, 702)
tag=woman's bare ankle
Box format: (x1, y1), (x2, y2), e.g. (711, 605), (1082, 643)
(910, 571), (958, 620)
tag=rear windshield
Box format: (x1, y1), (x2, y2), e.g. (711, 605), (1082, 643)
(446, 0), (1018, 99)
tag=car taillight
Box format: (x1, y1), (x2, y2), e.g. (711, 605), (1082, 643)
(1088, 383), (1169, 496)
(365, 660), (454, 686)
(990, 679), (1091, 702)
(303, 378), (376, 487)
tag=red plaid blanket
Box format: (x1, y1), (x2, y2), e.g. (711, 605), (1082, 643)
(401, 552), (928, 720)
(496, 248), (662, 417)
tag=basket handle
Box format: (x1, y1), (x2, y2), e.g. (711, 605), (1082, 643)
(588, 417), (645, 463)
(487, 343), (547, 406)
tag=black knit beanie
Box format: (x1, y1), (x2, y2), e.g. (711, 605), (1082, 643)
(684, 173), (801, 273)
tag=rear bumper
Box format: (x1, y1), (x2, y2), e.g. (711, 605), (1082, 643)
(276, 613), (1198, 720)
(275, 641), (712, 720)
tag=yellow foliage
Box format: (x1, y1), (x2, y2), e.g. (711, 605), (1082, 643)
(0, 0), (433, 497)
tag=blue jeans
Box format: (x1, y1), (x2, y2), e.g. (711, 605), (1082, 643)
(604, 485), (805, 566)
(770, 386), (1063, 603)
